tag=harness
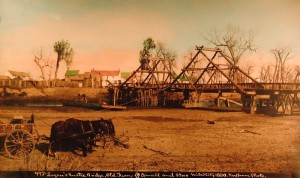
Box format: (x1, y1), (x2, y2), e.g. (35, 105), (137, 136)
(88, 121), (95, 134)
(79, 120), (95, 136)
(54, 119), (111, 142)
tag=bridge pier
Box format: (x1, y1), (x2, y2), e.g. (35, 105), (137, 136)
(112, 86), (300, 116)
(241, 93), (256, 114)
(241, 91), (300, 116)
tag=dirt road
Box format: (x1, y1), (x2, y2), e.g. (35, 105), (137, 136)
(0, 106), (299, 174)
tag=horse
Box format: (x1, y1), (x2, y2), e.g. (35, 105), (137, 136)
(49, 118), (115, 157)
(94, 119), (116, 148)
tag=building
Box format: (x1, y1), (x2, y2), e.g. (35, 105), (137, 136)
(65, 70), (80, 81)
(4, 70), (32, 88)
(91, 69), (122, 87)
(120, 72), (134, 83)
(63, 69), (131, 87)
(0, 75), (11, 80)
(0, 75), (11, 87)
(84, 71), (101, 88)
(6, 70), (30, 80)
(64, 70), (84, 87)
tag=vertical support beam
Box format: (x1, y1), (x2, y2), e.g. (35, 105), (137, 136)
(113, 87), (117, 106)
(250, 95), (256, 114)
(241, 93), (256, 114)
(215, 98), (220, 107)
(225, 99), (230, 107)
(292, 92), (300, 112)
(283, 93), (292, 115)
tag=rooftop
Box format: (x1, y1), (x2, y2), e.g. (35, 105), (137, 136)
(8, 70), (30, 78)
(0, 75), (10, 80)
(68, 74), (85, 81)
(91, 69), (120, 76)
(65, 70), (80, 77)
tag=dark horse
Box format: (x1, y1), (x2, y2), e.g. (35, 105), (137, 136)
(49, 118), (115, 157)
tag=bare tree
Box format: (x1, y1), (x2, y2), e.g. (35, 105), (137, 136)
(271, 47), (293, 83)
(153, 41), (178, 84)
(285, 65), (294, 83)
(240, 62), (255, 83)
(205, 25), (256, 65)
(33, 48), (53, 87)
(155, 41), (177, 69)
(45, 60), (54, 81)
(183, 48), (196, 66)
(259, 65), (272, 83)
(294, 65), (300, 83)
(33, 48), (46, 80)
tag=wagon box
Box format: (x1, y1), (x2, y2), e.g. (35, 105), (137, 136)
(0, 115), (37, 159)
(0, 124), (34, 135)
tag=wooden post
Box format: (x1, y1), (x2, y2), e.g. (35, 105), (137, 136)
(225, 99), (230, 107)
(141, 90), (145, 107)
(144, 90), (147, 107)
(250, 95), (256, 114)
(292, 92), (299, 112)
(113, 88), (117, 106)
(215, 98), (220, 107)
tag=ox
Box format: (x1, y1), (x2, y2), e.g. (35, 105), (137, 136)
(49, 118), (115, 157)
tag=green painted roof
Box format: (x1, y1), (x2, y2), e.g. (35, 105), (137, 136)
(65, 70), (80, 77)
(179, 75), (191, 81)
(121, 72), (131, 78)
(171, 72), (195, 81)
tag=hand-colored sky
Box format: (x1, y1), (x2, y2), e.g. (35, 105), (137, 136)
(0, 0), (299, 79)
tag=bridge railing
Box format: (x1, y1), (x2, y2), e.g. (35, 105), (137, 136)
(257, 83), (300, 90)
(119, 82), (300, 91)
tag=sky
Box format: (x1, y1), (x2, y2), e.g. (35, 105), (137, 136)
(0, 0), (299, 79)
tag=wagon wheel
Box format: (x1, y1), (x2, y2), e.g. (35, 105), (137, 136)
(4, 129), (35, 159)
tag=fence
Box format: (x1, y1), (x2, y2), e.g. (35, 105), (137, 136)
(0, 79), (81, 88)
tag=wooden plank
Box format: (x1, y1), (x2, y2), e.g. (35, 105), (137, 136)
(150, 71), (171, 73)
(218, 96), (243, 106)
(184, 105), (241, 112)
(101, 105), (126, 110)
(0, 124), (34, 134)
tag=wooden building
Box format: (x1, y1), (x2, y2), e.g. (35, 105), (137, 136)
(91, 69), (122, 87)
(83, 71), (102, 88)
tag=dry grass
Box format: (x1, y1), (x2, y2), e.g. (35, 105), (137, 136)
(0, 106), (299, 174)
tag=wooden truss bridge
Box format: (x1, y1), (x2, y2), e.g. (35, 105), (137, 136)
(109, 46), (300, 116)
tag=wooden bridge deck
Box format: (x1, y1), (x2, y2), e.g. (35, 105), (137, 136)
(120, 82), (300, 93)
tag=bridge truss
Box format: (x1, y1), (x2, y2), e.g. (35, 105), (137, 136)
(110, 46), (300, 116)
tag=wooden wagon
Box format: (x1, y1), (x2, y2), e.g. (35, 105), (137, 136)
(0, 115), (37, 159)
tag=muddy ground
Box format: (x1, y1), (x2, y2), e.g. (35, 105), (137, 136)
(0, 106), (299, 175)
